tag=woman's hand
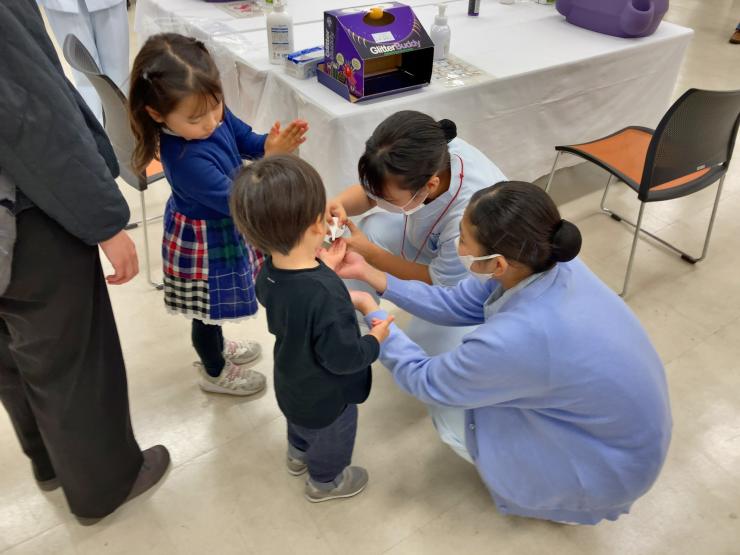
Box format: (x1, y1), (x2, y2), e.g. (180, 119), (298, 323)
(264, 119), (309, 156)
(349, 290), (379, 315)
(318, 238), (347, 271)
(335, 249), (371, 281)
(99, 230), (139, 285)
(335, 249), (389, 294)
(345, 220), (376, 260)
(326, 198), (348, 226)
(369, 315), (395, 343)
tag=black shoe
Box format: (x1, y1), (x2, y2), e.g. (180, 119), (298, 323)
(124, 445), (171, 502)
(32, 461), (60, 492)
(76, 445), (171, 526)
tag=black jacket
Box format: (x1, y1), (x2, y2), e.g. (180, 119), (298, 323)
(0, 0), (128, 245)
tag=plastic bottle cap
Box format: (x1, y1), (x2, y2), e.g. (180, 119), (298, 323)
(368, 6), (384, 19)
(435, 4), (447, 25)
(273, 0), (285, 11)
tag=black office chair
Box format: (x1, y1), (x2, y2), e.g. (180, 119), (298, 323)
(63, 33), (165, 290)
(546, 88), (740, 297)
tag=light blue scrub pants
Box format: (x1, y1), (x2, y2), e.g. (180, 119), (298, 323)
(428, 404), (473, 463)
(44, 0), (130, 124)
(349, 212), (477, 357)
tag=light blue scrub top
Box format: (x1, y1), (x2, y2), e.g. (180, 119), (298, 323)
(367, 259), (672, 524)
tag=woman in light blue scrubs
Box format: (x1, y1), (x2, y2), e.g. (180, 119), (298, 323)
(334, 181), (672, 525)
(329, 111), (507, 355)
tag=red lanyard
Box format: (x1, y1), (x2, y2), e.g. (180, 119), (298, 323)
(402, 155), (465, 263)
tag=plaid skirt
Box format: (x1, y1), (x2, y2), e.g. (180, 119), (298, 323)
(162, 206), (264, 324)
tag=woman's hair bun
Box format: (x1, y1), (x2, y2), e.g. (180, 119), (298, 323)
(550, 219), (582, 263)
(438, 119), (457, 142)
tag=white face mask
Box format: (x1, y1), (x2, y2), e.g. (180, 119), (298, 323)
(455, 237), (501, 283)
(367, 187), (430, 216)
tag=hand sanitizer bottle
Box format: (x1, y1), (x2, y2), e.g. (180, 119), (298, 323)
(431, 4), (450, 61)
(267, 0), (294, 65)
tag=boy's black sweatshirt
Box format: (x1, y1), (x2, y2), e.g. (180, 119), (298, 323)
(256, 258), (379, 429)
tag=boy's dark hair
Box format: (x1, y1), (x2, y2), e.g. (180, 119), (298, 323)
(128, 33), (223, 174)
(231, 155), (326, 256)
(358, 110), (457, 198)
(467, 181), (582, 273)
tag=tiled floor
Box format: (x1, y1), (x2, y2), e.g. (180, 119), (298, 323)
(2, 2), (740, 554)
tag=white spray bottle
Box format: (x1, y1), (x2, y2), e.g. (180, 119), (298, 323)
(431, 4), (451, 61)
(267, 0), (294, 65)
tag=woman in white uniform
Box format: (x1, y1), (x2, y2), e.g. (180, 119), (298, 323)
(39, 0), (129, 123)
(329, 111), (507, 355)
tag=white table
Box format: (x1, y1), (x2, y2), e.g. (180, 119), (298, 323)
(135, 0), (693, 195)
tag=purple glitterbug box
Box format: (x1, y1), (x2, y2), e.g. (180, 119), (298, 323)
(318, 2), (434, 103)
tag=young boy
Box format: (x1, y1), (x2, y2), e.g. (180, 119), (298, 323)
(230, 154), (393, 502)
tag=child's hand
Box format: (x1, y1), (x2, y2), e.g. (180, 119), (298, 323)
(369, 315), (395, 344)
(335, 249), (371, 281)
(318, 238), (347, 271)
(349, 290), (379, 315)
(326, 199), (348, 226)
(264, 119), (309, 156)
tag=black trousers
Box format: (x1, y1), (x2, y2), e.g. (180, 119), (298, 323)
(0, 209), (143, 518)
(191, 319), (225, 377)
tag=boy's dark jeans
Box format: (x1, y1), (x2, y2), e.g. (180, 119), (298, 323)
(287, 404), (358, 484)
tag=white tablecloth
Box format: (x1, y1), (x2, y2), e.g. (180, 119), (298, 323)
(135, 0), (693, 195)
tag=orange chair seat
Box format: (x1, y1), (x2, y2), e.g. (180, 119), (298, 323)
(563, 127), (711, 194)
(146, 159), (164, 178)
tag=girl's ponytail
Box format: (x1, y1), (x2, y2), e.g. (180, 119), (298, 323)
(129, 68), (161, 175)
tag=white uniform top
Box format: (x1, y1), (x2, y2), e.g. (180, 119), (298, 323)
(38, 0), (123, 13)
(404, 138), (507, 286)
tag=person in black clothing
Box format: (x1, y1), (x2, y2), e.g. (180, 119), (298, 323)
(231, 154), (394, 503)
(0, 0), (169, 523)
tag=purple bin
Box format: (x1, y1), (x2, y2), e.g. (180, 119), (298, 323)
(556, 0), (669, 38)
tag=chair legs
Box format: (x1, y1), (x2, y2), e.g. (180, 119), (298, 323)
(125, 189), (163, 231)
(697, 175), (726, 262)
(124, 216), (163, 231)
(601, 175), (725, 297)
(546, 151), (726, 298)
(544, 151), (563, 194)
(620, 202), (645, 297)
(139, 191), (164, 291)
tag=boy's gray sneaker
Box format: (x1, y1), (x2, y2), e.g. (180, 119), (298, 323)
(304, 466), (368, 503)
(287, 454), (308, 476)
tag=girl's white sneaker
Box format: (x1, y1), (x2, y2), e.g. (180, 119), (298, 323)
(223, 338), (262, 365)
(198, 360), (266, 396)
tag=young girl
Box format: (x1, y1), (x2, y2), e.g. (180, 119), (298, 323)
(129, 33), (308, 396)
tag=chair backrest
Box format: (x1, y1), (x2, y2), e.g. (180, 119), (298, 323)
(62, 34), (145, 191)
(641, 88), (740, 195)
